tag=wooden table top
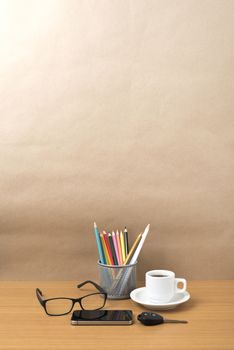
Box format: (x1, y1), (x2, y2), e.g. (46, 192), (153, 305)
(0, 280), (233, 350)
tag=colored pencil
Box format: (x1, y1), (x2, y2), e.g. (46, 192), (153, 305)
(103, 231), (114, 265)
(124, 233), (142, 265)
(116, 230), (123, 264)
(120, 230), (126, 262)
(124, 227), (129, 255)
(100, 233), (109, 264)
(112, 231), (121, 264)
(108, 233), (118, 265)
(93, 222), (105, 264)
(130, 224), (150, 264)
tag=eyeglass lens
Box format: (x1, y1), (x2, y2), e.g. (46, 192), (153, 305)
(46, 299), (73, 315)
(80, 293), (106, 310)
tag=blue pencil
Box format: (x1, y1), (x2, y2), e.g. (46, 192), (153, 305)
(94, 222), (105, 264)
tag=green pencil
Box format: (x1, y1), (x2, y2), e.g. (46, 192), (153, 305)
(124, 226), (129, 255)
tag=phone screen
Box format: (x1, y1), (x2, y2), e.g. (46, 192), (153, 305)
(71, 310), (133, 325)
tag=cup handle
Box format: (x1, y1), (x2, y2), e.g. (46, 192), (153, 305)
(175, 278), (187, 293)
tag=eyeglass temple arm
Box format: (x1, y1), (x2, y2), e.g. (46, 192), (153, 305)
(36, 288), (45, 306)
(77, 280), (106, 294)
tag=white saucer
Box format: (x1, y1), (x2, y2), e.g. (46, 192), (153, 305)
(130, 287), (190, 310)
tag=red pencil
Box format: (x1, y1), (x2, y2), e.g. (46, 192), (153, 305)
(103, 231), (114, 265)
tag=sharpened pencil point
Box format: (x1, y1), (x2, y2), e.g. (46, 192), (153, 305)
(145, 224), (150, 232)
(94, 222), (97, 228)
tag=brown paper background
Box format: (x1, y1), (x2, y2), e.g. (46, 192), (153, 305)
(0, 0), (233, 280)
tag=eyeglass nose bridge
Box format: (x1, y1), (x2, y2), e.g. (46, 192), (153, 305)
(72, 297), (82, 311)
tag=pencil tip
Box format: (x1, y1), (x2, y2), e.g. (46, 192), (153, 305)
(94, 222), (97, 227)
(143, 224), (150, 236)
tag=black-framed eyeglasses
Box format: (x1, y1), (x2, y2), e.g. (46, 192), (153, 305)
(36, 280), (107, 316)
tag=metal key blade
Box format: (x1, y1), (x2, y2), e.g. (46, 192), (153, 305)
(164, 318), (188, 324)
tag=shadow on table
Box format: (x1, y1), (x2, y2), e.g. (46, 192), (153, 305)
(163, 298), (197, 313)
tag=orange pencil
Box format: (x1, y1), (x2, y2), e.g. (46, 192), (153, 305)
(100, 233), (110, 265)
(103, 231), (114, 265)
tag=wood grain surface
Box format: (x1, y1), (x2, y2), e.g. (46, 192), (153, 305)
(0, 281), (233, 350)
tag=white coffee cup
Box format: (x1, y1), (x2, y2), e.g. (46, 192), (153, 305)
(146, 270), (187, 302)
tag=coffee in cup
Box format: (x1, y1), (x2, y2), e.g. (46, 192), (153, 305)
(145, 270), (187, 302)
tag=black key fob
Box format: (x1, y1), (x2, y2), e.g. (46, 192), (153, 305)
(137, 312), (164, 326)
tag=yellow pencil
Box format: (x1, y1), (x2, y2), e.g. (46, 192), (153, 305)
(120, 230), (126, 262)
(124, 233), (142, 265)
(100, 233), (110, 265)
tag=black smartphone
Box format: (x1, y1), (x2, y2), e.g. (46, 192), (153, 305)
(71, 310), (133, 325)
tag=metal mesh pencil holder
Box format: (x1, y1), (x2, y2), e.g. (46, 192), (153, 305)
(98, 261), (137, 299)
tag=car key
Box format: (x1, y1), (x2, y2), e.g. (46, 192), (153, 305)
(137, 312), (188, 326)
